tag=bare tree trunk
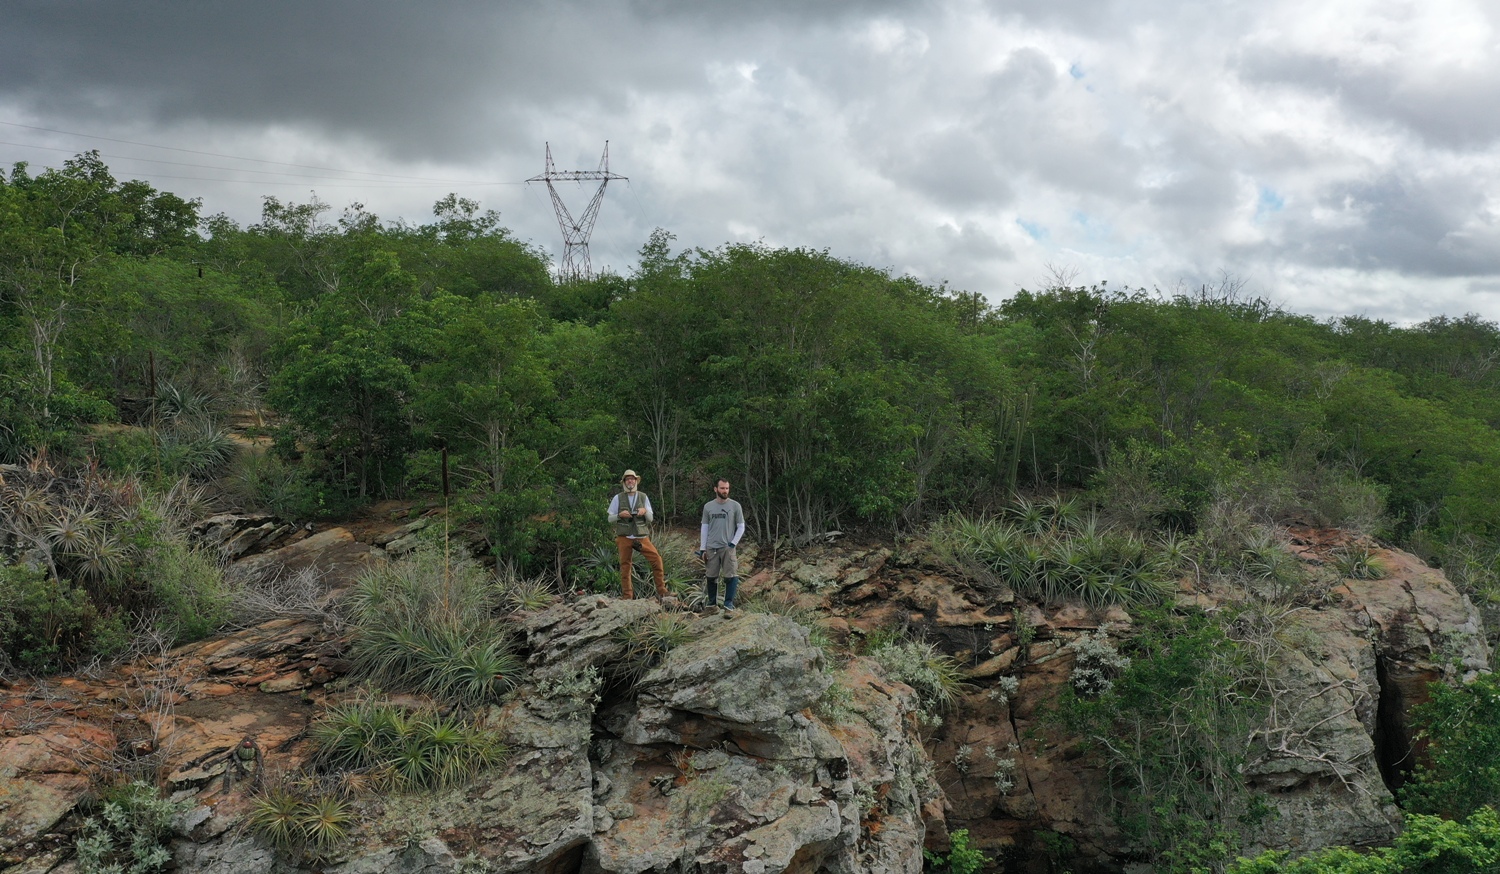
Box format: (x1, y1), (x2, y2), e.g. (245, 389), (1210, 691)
(24, 300), (67, 422)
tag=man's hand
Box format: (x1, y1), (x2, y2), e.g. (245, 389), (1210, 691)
(620, 508), (633, 518)
(695, 549), (706, 560)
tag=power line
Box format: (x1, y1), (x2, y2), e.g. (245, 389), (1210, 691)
(86, 171), (502, 188)
(0, 139), (518, 185)
(0, 119), (518, 184)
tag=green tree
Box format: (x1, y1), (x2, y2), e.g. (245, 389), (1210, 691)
(1402, 673), (1500, 819)
(268, 250), (422, 500)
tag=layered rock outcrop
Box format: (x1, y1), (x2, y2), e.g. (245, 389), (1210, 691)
(431, 597), (937, 874)
(0, 517), (1489, 874)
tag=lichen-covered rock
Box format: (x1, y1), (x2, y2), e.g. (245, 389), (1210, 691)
(1240, 608), (1403, 851)
(636, 612), (831, 726)
(328, 836), (461, 873)
(6, 526), (1481, 874)
(443, 601), (935, 874)
(171, 834), (278, 874)
(0, 721), (114, 862)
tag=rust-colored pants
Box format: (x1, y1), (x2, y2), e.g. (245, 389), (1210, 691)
(617, 536), (667, 598)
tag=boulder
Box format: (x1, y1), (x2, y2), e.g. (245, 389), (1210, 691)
(636, 613), (831, 726)
(0, 720), (115, 861)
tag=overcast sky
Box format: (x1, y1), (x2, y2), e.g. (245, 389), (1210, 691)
(4, 0), (1499, 323)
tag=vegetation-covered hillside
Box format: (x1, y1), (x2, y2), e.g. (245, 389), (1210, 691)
(9, 155), (1500, 604)
(6, 154), (1500, 871)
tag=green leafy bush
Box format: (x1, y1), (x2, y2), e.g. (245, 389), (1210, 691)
(226, 450), (350, 521)
(1402, 672), (1500, 819)
(1229, 807), (1500, 873)
(923, 828), (991, 874)
(1056, 607), (1268, 873)
(0, 563), (129, 673)
(143, 538), (230, 642)
(73, 781), (187, 874)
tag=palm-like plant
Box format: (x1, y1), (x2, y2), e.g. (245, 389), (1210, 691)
(299, 794), (352, 860)
(246, 789), (304, 852)
(616, 613), (699, 683)
(930, 501), (1181, 608)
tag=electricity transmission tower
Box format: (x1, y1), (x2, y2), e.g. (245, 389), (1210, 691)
(527, 142), (627, 283)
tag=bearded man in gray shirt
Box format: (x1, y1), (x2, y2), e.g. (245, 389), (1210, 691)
(697, 477), (746, 611)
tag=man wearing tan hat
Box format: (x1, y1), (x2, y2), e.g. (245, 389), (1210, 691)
(606, 469), (668, 599)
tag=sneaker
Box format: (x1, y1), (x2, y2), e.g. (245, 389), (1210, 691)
(722, 603), (736, 611)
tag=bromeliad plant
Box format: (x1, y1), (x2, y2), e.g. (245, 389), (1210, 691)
(931, 498), (1180, 607)
(614, 612), (699, 684)
(246, 779), (355, 862)
(345, 544), (521, 705)
(309, 699), (506, 792)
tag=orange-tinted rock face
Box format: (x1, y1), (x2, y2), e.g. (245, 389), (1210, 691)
(0, 524), (1487, 873)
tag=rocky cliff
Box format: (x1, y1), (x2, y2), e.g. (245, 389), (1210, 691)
(0, 511), (1489, 873)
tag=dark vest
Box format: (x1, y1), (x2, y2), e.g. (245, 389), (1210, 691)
(613, 490), (651, 538)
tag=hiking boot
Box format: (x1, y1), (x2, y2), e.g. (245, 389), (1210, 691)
(701, 604), (720, 615)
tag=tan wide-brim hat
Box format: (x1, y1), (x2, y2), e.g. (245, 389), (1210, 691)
(621, 469), (639, 482)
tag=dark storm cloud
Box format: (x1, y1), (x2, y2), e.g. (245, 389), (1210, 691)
(0, 0), (709, 160)
(626, 0), (921, 23)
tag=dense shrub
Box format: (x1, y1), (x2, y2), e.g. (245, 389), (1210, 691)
(73, 781), (187, 874)
(1230, 807), (1500, 873)
(1056, 608), (1269, 873)
(0, 563), (129, 673)
(0, 463), (227, 672)
(345, 544), (520, 704)
(923, 828), (991, 874)
(1402, 672), (1500, 819)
